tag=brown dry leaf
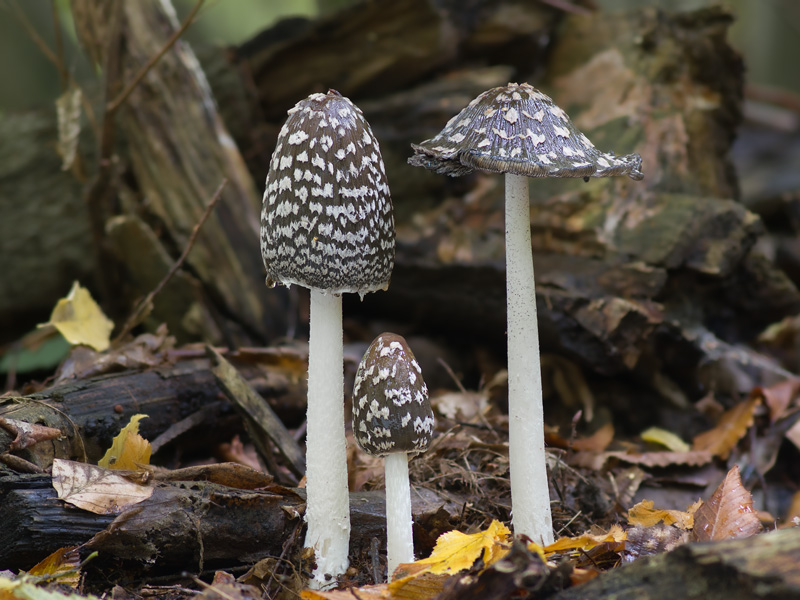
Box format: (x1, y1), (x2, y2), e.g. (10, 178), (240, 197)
(544, 524), (626, 556)
(98, 414), (151, 471)
(52, 458), (154, 515)
(27, 546), (81, 586)
(0, 417), (62, 451)
(571, 449), (712, 470)
(692, 465), (760, 541)
(570, 423), (614, 452)
(784, 418), (800, 454)
(692, 397), (760, 459)
(758, 379), (800, 423)
(154, 462), (274, 490)
(640, 427), (690, 452)
(627, 500), (694, 529)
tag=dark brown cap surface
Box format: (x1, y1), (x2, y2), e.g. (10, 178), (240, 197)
(409, 82), (643, 181)
(261, 90), (395, 295)
(352, 333), (434, 457)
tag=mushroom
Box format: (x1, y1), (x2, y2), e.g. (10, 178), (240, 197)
(408, 83), (642, 545)
(261, 90), (395, 586)
(352, 333), (434, 579)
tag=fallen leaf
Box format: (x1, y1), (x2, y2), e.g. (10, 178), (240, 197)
(692, 465), (760, 541)
(300, 584), (389, 600)
(640, 427), (690, 452)
(757, 379), (800, 423)
(0, 575), (102, 599)
(52, 458), (153, 515)
(391, 520), (511, 585)
(627, 500), (694, 529)
(692, 397), (759, 459)
(98, 414), (151, 471)
(0, 417), (62, 451)
(570, 423), (614, 452)
(27, 546), (81, 587)
(544, 524), (626, 556)
(39, 282), (114, 352)
(571, 449), (712, 470)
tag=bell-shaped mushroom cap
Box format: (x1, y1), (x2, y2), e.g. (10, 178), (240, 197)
(352, 333), (434, 457)
(409, 82), (643, 181)
(261, 90), (395, 295)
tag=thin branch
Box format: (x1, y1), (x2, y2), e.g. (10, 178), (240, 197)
(49, 0), (68, 89)
(106, 0), (205, 114)
(7, 0), (60, 66)
(114, 178), (228, 343)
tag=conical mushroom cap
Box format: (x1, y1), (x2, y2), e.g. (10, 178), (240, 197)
(352, 333), (434, 457)
(261, 90), (395, 295)
(409, 82), (643, 181)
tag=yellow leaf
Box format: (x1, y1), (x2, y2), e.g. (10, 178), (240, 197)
(640, 426), (690, 452)
(98, 414), (151, 470)
(40, 282), (114, 352)
(390, 520), (511, 589)
(27, 546), (81, 587)
(627, 500), (694, 529)
(544, 524), (626, 555)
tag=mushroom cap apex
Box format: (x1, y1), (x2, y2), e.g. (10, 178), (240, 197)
(352, 333), (434, 457)
(261, 90), (395, 295)
(408, 82), (643, 181)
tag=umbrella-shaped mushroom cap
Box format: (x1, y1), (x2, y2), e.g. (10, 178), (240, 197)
(353, 333), (434, 457)
(409, 82), (643, 181)
(261, 90), (395, 295)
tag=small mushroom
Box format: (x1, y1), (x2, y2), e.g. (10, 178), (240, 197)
(409, 83), (643, 545)
(261, 90), (395, 587)
(352, 333), (434, 579)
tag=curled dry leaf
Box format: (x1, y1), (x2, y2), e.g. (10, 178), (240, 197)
(640, 426), (690, 452)
(692, 465), (760, 542)
(571, 449), (713, 470)
(757, 379), (800, 423)
(570, 422), (614, 452)
(392, 520), (512, 583)
(627, 499), (695, 529)
(0, 417), (62, 451)
(52, 458), (154, 515)
(28, 546), (81, 587)
(544, 524), (626, 557)
(98, 414), (151, 471)
(692, 396), (760, 459)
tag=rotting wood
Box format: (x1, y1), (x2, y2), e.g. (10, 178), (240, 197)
(70, 0), (288, 345)
(0, 354), (307, 468)
(0, 471), (460, 583)
(207, 346), (305, 479)
(550, 527), (800, 600)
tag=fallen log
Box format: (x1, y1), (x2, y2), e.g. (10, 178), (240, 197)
(0, 470), (460, 586)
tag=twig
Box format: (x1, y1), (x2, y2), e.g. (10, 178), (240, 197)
(7, 1), (60, 66)
(114, 178), (227, 342)
(50, 0), (67, 89)
(106, 0), (205, 114)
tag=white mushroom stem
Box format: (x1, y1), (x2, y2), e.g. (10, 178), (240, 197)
(305, 289), (351, 587)
(504, 173), (554, 546)
(384, 451), (413, 578)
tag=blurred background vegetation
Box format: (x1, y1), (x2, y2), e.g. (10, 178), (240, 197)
(0, 0), (798, 114)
